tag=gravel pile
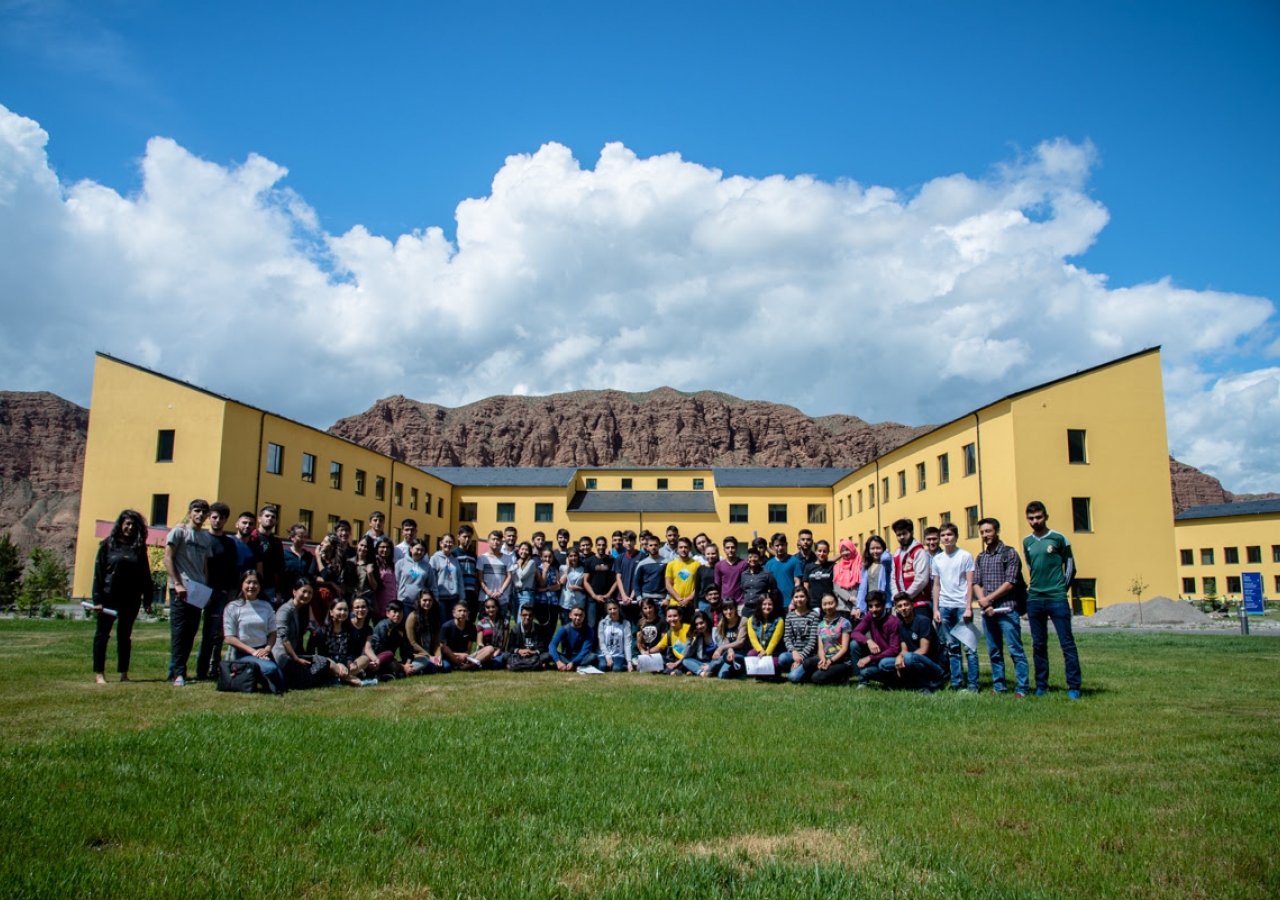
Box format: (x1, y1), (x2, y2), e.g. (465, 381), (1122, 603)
(1086, 596), (1212, 626)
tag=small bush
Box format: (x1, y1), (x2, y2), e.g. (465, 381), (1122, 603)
(19, 548), (70, 618)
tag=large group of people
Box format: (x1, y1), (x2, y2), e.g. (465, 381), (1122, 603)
(89, 498), (1083, 698)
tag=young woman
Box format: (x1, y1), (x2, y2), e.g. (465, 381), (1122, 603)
(634, 598), (667, 657)
(596, 599), (633, 672)
(800, 593), (854, 686)
(405, 591), (447, 675)
(354, 537), (380, 605)
(745, 591), (784, 677)
(779, 587), (820, 681)
(476, 597), (508, 667)
(510, 541), (539, 616)
(654, 605), (692, 674)
(315, 534), (348, 600)
(855, 536), (892, 619)
(221, 570), (285, 692)
(272, 577), (350, 689)
(680, 610), (718, 677)
(534, 547), (562, 647)
(307, 599), (369, 685)
(710, 599), (748, 679)
(350, 595), (375, 654)
(429, 533), (464, 617)
(832, 539), (863, 615)
(91, 509), (152, 684)
(370, 538), (398, 621)
(559, 547), (587, 625)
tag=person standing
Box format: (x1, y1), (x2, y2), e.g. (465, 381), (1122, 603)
(633, 534), (668, 611)
(890, 519), (932, 620)
(252, 506), (285, 601)
(831, 539), (862, 617)
(612, 530), (642, 625)
(479, 531), (512, 613)
(199, 503), (241, 681)
(281, 524), (318, 604)
(91, 509), (153, 684)
(163, 499), (211, 686)
(714, 536), (747, 610)
(932, 522), (978, 692)
(803, 541), (836, 616)
(974, 517), (1030, 697)
(583, 536), (618, 630)
(764, 533), (804, 611)
(664, 537), (700, 611)
(452, 524), (480, 617)
(659, 526), (681, 562)
(394, 519), (418, 565)
(1023, 501), (1082, 699)
(738, 546), (778, 619)
(232, 511), (263, 579)
(856, 535), (891, 618)
(429, 533), (465, 618)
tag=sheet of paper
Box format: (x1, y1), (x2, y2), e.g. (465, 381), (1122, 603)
(746, 656), (775, 677)
(81, 601), (118, 617)
(183, 577), (213, 610)
(576, 665), (604, 675)
(949, 622), (980, 653)
(636, 654), (665, 673)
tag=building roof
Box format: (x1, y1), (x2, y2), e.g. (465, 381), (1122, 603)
(567, 491), (718, 514)
(421, 467), (578, 487)
(711, 467), (854, 488)
(1174, 497), (1280, 522)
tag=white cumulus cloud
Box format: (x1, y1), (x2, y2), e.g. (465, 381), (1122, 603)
(0, 104), (1275, 491)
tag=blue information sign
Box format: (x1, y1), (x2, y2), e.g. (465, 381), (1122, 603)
(1242, 572), (1265, 615)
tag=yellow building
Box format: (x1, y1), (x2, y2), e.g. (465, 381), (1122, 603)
(1173, 499), (1280, 600)
(74, 348), (1182, 608)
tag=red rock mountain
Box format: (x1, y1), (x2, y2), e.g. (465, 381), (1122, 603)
(1168, 456), (1280, 514)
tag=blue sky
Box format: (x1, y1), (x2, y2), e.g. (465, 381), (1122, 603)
(1, 0), (1278, 489)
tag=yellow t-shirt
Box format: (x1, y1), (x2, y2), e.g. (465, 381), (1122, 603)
(655, 622), (692, 659)
(664, 558), (700, 603)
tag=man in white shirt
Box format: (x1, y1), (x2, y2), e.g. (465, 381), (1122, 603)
(931, 522), (978, 692)
(394, 519), (418, 565)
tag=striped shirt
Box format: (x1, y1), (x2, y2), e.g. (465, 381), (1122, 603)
(975, 543), (1021, 614)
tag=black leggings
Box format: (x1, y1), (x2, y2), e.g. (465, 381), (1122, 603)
(92, 597), (143, 674)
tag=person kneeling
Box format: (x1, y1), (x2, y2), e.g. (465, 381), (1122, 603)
(851, 590), (900, 687)
(508, 605), (552, 671)
(881, 593), (946, 692)
(550, 607), (598, 671)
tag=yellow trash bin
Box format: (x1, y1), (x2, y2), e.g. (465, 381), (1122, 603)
(1081, 597), (1097, 616)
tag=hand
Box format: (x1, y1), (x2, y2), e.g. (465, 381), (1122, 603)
(867, 640), (881, 655)
(963, 611), (973, 623)
(253, 647), (270, 659)
(92, 604), (104, 612)
(792, 651), (804, 666)
(851, 609), (863, 621)
(726, 649), (736, 662)
(333, 663), (349, 677)
(818, 658), (830, 670)
(895, 654), (906, 671)
(983, 606), (995, 618)
(933, 610), (942, 624)
(857, 657), (872, 669)
(175, 587), (188, 601)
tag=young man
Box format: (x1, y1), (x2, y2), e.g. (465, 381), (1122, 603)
(233, 511), (263, 578)
(479, 530), (512, 611)
(507, 604), (552, 671)
(851, 590), (901, 686)
(550, 606), (598, 671)
(440, 601), (485, 671)
(501, 527), (519, 563)
(891, 518), (933, 619)
(795, 529), (817, 567)
(553, 529), (571, 567)
(531, 531), (548, 560)
(739, 546), (778, 619)
(252, 505), (285, 602)
(803, 540), (836, 613)
(369, 600), (414, 678)
(664, 537), (700, 610)
(164, 498), (211, 686)
(922, 526), (941, 559)
(659, 525), (680, 562)
(932, 522), (978, 691)
(764, 533), (804, 610)
(334, 520), (355, 560)
(633, 534), (669, 609)
(611, 530), (625, 558)
(365, 511), (388, 544)
(884, 592), (946, 692)
(1023, 501), (1082, 698)
(394, 519), (418, 564)
(714, 536), (747, 610)
(695, 544), (719, 609)
(452, 524), (480, 617)
(613, 530), (642, 623)
(199, 502), (241, 681)
(974, 517), (1030, 697)
(583, 535), (618, 630)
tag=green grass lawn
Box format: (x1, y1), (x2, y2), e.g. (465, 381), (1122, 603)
(1, 620), (1277, 900)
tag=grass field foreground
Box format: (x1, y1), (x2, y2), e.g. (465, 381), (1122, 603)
(0, 620), (1277, 899)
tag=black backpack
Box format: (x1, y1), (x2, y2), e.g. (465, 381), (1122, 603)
(216, 659), (280, 694)
(1010, 547), (1029, 615)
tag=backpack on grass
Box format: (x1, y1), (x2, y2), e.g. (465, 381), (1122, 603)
(216, 659), (280, 694)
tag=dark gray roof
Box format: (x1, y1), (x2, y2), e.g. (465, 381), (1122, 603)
(1175, 498), (1280, 521)
(421, 467), (578, 487)
(711, 467), (854, 488)
(568, 491), (718, 514)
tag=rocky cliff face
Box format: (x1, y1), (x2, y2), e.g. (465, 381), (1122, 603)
(328, 387), (931, 469)
(0, 392), (88, 567)
(1169, 456), (1280, 514)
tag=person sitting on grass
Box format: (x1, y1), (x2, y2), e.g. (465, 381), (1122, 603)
(350, 596), (374, 650)
(507, 605), (552, 671)
(369, 600), (414, 678)
(597, 599), (633, 672)
(634, 598), (667, 657)
(272, 577), (353, 689)
(779, 587), (820, 681)
(476, 598), (508, 668)
(881, 592), (946, 693)
(680, 610), (719, 677)
(654, 604), (692, 674)
(851, 590), (901, 687)
(221, 570), (285, 692)
(441, 600), (493, 671)
(307, 598), (371, 686)
(406, 592), (448, 675)
(709, 598), (747, 679)
(550, 606), (598, 672)
(745, 591), (784, 677)
(796, 593), (853, 686)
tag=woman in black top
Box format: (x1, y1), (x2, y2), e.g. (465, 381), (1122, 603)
(91, 509), (153, 683)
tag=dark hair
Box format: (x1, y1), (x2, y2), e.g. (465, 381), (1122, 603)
(209, 502), (231, 518)
(723, 535), (738, 546)
(892, 591), (912, 605)
(440, 532), (456, 544)
(938, 522), (959, 538)
(747, 546), (762, 558)
(866, 590), (887, 607)
(531, 531), (545, 541)
(863, 534), (887, 563)
(624, 530), (637, 541)
(792, 587), (810, 607)
(292, 575), (315, 594)
(236, 511), (255, 522)
(386, 599), (404, 615)
(770, 532), (787, 545)
(612, 530), (624, 538)
(258, 505), (278, 516)
(693, 532), (709, 544)
(188, 498), (209, 512)
(458, 524), (473, 536)
(401, 518), (418, 529)
(289, 523), (309, 539)
(335, 519), (351, 531)
(798, 529), (812, 538)
(977, 517), (1001, 533)
(666, 525), (679, 534)
(1025, 500), (1047, 516)
(692, 609), (713, 633)
(815, 540), (829, 551)
(891, 518), (914, 535)
(234, 569), (261, 602)
(374, 536), (395, 558)
(109, 509), (148, 549)
(922, 526), (940, 539)
(677, 537), (692, 548)
(556, 528), (570, 538)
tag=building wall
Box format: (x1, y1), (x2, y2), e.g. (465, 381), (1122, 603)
(1174, 515), (1280, 599)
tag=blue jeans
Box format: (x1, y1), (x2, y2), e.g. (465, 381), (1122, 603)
(411, 656), (451, 675)
(783, 653), (814, 683)
(514, 590), (535, 616)
(601, 654), (628, 672)
(1026, 599), (1082, 691)
(983, 612), (1030, 693)
(681, 657), (713, 675)
(938, 606), (980, 689)
(585, 601), (601, 631)
(875, 652), (945, 689)
(235, 652), (286, 693)
(709, 655), (744, 679)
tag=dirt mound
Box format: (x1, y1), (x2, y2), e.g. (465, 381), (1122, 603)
(1087, 596), (1212, 626)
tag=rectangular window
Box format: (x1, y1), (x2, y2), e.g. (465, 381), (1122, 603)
(1067, 429), (1088, 464)
(394, 482), (403, 506)
(882, 477), (890, 505)
(437, 498), (443, 518)
(330, 461), (342, 490)
(868, 484), (875, 508)
(1203, 576), (1217, 596)
(354, 469), (365, 495)
(151, 493), (170, 528)
(497, 503), (515, 523)
(535, 503), (554, 522)
(327, 514), (340, 532)
(938, 453), (950, 484)
(897, 470), (906, 498)
(1246, 546), (1261, 564)
(298, 509), (312, 538)
(1224, 547), (1239, 565)
(1201, 548), (1214, 566)
(918, 517), (928, 535)
(729, 504), (749, 524)
(940, 511), (951, 525)
(155, 429), (175, 463)
(301, 453), (316, 483)
(916, 462), (926, 491)
(807, 504), (826, 524)
(857, 489), (864, 512)
(375, 476), (385, 501)
(621, 478), (633, 490)
(965, 505), (980, 539)
(1071, 497), (1092, 533)
(585, 478), (597, 489)
(963, 443), (977, 477)
(458, 502), (477, 522)
(1274, 545), (1280, 563)
(266, 442), (283, 475)
(409, 488), (418, 511)
(353, 519), (363, 539)
(1182, 577), (1196, 594)
(657, 478), (668, 490)
(839, 497), (845, 519)
(1227, 576), (1243, 594)
(692, 478), (704, 490)
(768, 504), (788, 524)
(425, 492), (432, 514)
(1275, 575), (1280, 594)
(1180, 549), (1194, 565)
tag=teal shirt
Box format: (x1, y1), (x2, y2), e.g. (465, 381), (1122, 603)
(1022, 530), (1073, 602)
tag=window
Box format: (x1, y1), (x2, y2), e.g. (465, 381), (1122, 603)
(938, 453), (950, 484)
(1275, 575), (1280, 594)
(768, 504), (788, 524)
(940, 511), (951, 525)
(1071, 578), (1097, 609)
(375, 476), (385, 501)
(437, 498), (443, 518)
(425, 492), (432, 514)
(409, 487), (418, 511)
(330, 462), (342, 490)
(1203, 577), (1217, 596)
(1067, 429), (1088, 464)
(965, 505), (980, 539)
(458, 502), (477, 522)
(839, 497), (845, 519)
(585, 478), (597, 489)
(916, 462), (926, 491)
(1246, 546), (1261, 564)
(301, 453), (316, 483)
(868, 484), (875, 508)
(729, 504), (749, 523)
(535, 503), (554, 522)
(1226, 576), (1243, 594)
(1180, 549), (1193, 565)
(298, 509), (312, 538)
(621, 478), (633, 490)
(692, 478), (704, 490)
(857, 489), (864, 512)
(327, 514), (340, 532)
(897, 470), (906, 498)
(151, 494), (170, 528)
(497, 503), (515, 523)
(1071, 497), (1092, 533)
(1182, 577), (1196, 594)
(354, 469), (366, 495)
(1200, 548), (1214, 566)
(882, 477), (890, 505)
(657, 478), (668, 490)
(918, 517), (928, 535)
(1274, 545), (1280, 563)
(1224, 547), (1239, 565)
(266, 442), (283, 475)
(155, 429), (175, 463)
(394, 482), (403, 506)
(963, 443), (977, 477)
(353, 519), (363, 539)
(807, 504), (826, 524)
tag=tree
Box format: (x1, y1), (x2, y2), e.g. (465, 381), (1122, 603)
(0, 533), (21, 611)
(1129, 575), (1150, 625)
(19, 548), (70, 618)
